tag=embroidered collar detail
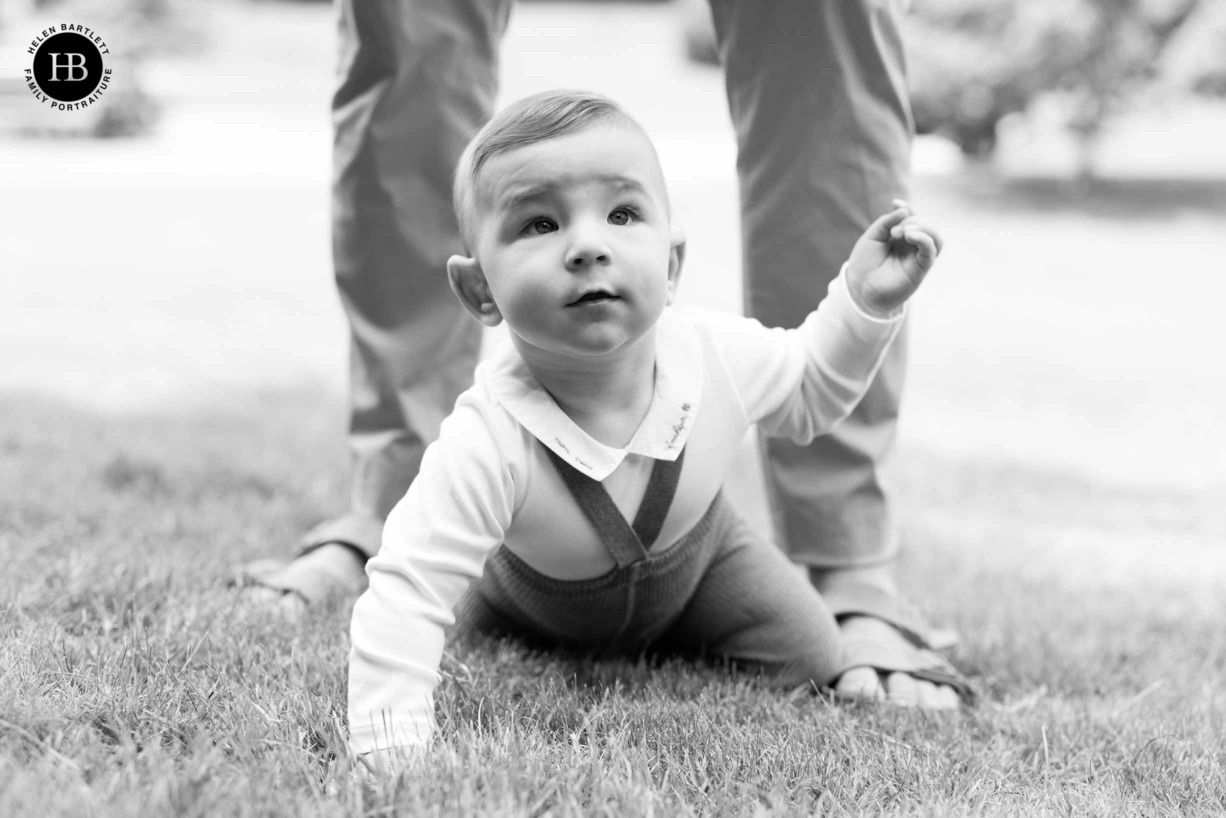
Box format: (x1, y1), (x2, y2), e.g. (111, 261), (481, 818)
(484, 309), (704, 481)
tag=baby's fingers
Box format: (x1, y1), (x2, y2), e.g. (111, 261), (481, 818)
(889, 217), (941, 247)
(903, 229), (938, 269)
(864, 203), (913, 242)
(892, 219), (943, 262)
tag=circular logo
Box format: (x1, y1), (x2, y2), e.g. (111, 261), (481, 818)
(32, 32), (103, 101)
(23, 24), (112, 111)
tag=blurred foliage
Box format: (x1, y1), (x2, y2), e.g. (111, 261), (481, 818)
(681, 0), (1226, 172)
(28, 0), (207, 58)
(1162, 0), (1226, 97)
(3, 0), (206, 138)
(907, 0), (1226, 166)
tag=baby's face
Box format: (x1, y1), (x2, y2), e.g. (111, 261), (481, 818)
(471, 121), (680, 362)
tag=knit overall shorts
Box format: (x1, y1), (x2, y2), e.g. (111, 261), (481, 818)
(454, 446), (842, 687)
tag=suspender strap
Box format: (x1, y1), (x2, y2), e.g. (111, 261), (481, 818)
(630, 447), (685, 550)
(544, 446), (686, 568)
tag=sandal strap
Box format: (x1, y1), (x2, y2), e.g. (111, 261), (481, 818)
(823, 583), (933, 647)
(838, 633), (977, 704)
(238, 554), (367, 605)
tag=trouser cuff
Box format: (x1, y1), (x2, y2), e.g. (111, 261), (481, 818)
(299, 513), (384, 561)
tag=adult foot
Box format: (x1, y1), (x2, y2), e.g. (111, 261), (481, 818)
(834, 615), (961, 709)
(239, 542), (368, 618)
(811, 566), (972, 709)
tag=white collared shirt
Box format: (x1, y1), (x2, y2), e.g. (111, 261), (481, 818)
(348, 271), (903, 756)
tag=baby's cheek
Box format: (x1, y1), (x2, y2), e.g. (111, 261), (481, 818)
(510, 289), (557, 331)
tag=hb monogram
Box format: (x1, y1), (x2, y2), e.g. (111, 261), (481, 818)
(47, 53), (89, 81)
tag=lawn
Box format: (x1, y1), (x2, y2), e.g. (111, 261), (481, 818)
(3, 2), (1225, 814)
(1, 369), (1222, 815)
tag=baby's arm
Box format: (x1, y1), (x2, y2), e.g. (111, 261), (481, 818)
(697, 203), (942, 440)
(347, 400), (516, 765)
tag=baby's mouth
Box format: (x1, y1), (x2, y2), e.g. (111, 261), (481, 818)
(568, 290), (618, 306)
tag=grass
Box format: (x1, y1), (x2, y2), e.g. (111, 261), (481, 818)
(5, 0), (1225, 810)
(2, 389), (1223, 817)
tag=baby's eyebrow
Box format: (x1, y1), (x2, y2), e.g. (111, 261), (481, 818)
(497, 184), (554, 214)
(497, 175), (651, 214)
(605, 176), (650, 199)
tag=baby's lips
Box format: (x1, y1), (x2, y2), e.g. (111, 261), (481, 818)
(568, 289), (617, 305)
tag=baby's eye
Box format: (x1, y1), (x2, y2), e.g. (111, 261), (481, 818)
(608, 207), (638, 226)
(527, 218), (557, 235)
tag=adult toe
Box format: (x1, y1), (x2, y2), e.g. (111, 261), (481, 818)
(835, 667), (887, 702)
(884, 672), (919, 706)
(932, 683), (961, 710)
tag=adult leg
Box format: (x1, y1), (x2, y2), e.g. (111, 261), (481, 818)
(246, 0), (513, 606)
(707, 0), (962, 707)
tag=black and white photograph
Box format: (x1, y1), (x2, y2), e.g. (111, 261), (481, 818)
(2, 0), (1224, 814)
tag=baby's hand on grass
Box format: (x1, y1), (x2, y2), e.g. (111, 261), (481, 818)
(844, 199), (943, 318)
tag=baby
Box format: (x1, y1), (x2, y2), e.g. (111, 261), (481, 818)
(348, 89), (943, 763)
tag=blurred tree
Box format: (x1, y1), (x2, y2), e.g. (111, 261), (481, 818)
(3, 0), (203, 137)
(1059, 0), (1200, 179)
(907, 0), (1225, 176)
(1162, 0), (1226, 97)
(906, 2), (1072, 158)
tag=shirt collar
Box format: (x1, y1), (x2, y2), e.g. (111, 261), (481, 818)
(483, 308), (704, 480)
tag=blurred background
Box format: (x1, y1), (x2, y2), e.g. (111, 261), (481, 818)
(2, 0), (1224, 586)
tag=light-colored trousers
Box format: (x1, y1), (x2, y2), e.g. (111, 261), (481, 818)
(310, 0), (913, 571)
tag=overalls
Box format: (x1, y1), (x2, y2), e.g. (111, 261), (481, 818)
(456, 447), (843, 688)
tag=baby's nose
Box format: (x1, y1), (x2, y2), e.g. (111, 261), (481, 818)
(566, 225), (612, 269)
(567, 248), (610, 268)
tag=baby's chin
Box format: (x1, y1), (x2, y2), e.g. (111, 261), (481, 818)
(512, 324), (656, 365)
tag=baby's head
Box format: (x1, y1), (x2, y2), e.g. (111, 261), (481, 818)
(448, 90), (685, 363)
(453, 90), (666, 254)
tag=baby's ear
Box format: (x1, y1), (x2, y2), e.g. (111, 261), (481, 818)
(666, 228), (686, 305)
(447, 255), (503, 327)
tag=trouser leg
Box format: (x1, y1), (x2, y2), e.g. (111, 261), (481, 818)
(655, 506), (842, 687)
(708, 0), (913, 567)
(326, 0), (513, 557)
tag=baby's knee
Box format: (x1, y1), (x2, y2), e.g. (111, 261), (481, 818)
(789, 645), (841, 690)
(771, 620), (842, 690)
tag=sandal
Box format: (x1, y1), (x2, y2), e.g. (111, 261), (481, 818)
(234, 514), (378, 605)
(825, 583), (976, 705)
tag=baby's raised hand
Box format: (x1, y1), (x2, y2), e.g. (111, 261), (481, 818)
(844, 200), (943, 318)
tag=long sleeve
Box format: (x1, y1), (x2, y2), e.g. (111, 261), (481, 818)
(696, 267), (904, 443)
(347, 398), (518, 757)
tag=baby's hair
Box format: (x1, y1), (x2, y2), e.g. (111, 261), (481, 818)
(452, 89), (640, 252)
